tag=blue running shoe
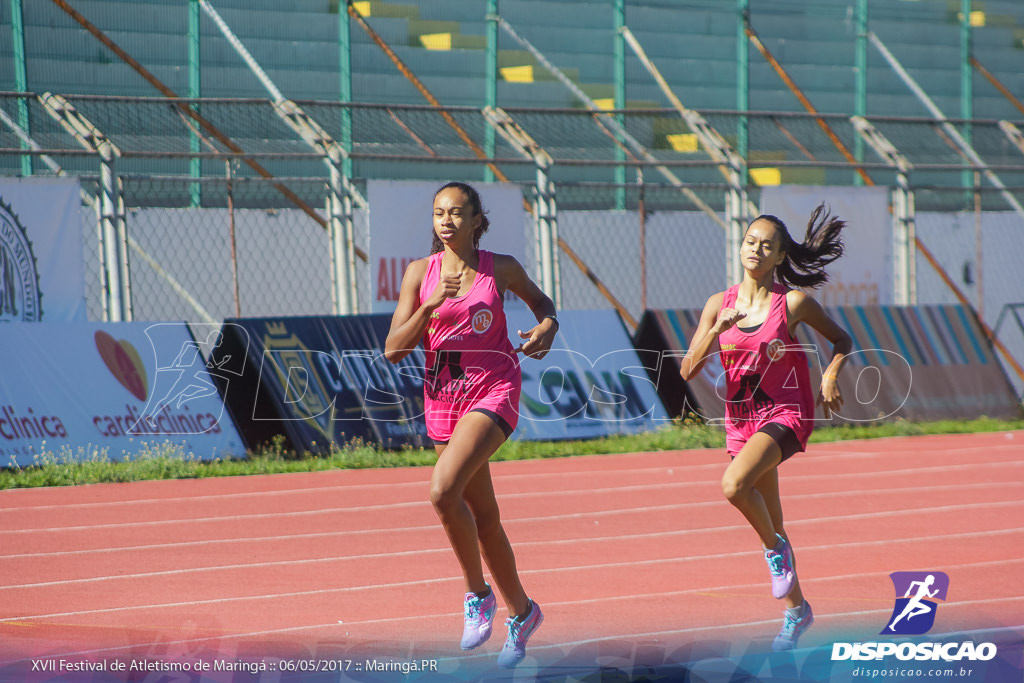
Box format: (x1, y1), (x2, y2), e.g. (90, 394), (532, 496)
(764, 534), (795, 599)
(496, 600), (544, 669)
(773, 601), (814, 651)
(460, 588), (496, 650)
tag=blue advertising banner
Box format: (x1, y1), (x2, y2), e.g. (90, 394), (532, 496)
(0, 322), (246, 466)
(215, 310), (670, 452)
(212, 315), (430, 452)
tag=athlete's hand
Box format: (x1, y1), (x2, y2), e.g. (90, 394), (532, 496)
(712, 308), (746, 334)
(515, 319), (557, 359)
(423, 272), (462, 310)
(817, 373), (844, 418)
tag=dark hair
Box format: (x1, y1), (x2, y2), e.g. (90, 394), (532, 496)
(752, 203), (845, 289)
(430, 181), (490, 254)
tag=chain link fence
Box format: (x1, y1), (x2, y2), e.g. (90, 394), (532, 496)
(555, 182), (727, 325)
(2, 93), (1023, 394)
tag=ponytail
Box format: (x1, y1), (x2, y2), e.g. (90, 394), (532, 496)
(759, 204), (845, 289)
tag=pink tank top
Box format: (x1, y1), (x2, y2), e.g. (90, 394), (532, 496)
(417, 250), (520, 421)
(717, 283), (815, 450)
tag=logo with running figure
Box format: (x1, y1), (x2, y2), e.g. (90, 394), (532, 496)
(881, 571), (949, 635)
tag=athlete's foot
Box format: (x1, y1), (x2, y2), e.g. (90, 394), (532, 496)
(496, 600), (544, 669)
(764, 534), (796, 599)
(773, 600), (814, 650)
(460, 588), (496, 650)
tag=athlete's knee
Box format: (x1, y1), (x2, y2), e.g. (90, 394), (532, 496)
(429, 480), (463, 516)
(721, 473), (751, 505)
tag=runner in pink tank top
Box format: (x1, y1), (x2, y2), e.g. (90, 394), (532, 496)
(718, 281), (815, 457)
(680, 204), (852, 651)
(385, 182), (557, 668)
(418, 249), (521, 441)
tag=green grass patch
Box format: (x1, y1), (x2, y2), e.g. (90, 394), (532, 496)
(2, 417), (1021, 491)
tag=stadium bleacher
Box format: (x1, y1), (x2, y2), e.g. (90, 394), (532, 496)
(7, 0), (1022, 113)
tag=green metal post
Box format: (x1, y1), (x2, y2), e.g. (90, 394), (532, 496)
(484, 0), (497, 183)
(11, 0), (31, 176)
(961, 0), (973, 195)
(188, 0), (201, 206)
(613, 0), (626, 209)
(737, 0), (749, 187)
(339, 0), (353, 180)
(854, 0), (867, 186)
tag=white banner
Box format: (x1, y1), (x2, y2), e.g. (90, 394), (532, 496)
(0, 177), (86, 322)
(368, 180), (526, 313)
(759, 186), (892, 305)
(0, 322), (246, 466)
(509, 308), (670, 440)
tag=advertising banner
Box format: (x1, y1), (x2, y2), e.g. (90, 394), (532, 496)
(215, 310), (670, 452)
(212, 315), (430, 452)
(636, 304), (1022, 424)
(0, 322), (246, 466)
(508, 308), (670, 440)
(0, 177), (86, 322)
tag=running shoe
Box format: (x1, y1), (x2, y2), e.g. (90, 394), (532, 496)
(460, 588), (496, 650)
(764, 534), (795, 599)
(496, 600), (544, 669)
(773, 601), (814, 651)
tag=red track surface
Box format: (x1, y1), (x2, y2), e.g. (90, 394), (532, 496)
(1, 431), (1022, 681)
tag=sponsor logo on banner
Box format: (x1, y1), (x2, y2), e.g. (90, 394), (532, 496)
(95, 330), (149, 402)
(260, 321), (336, 442)
(92, 329), (224, 437)
(0, 406), (68, 441)
(0, 323), (243, 465)
(0, 199), (42, 321)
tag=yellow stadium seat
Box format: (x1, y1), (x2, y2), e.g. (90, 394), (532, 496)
(500, 65), (534, 83)
(420, 33), (453, 51)
(750, 167), (782, 186)
(667, 133), (699, 153)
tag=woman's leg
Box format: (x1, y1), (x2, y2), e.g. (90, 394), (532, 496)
(721, 431), (784, 548)
(429, 411), (512, 597)
(753, 467), (804, 609)
(754, 459), (814, 650)
(462, 458), (530, 617)
(722, 432), (801, 600)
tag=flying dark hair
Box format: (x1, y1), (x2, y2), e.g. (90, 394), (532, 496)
(430, 181), (491, 254)
(752, 203), (845, 289)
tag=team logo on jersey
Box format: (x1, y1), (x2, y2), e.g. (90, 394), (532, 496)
(881, 571), (949, 635)
(766, 338), (786, 362)
(472, 309), (493, 334)
(0, 199), (42, 322)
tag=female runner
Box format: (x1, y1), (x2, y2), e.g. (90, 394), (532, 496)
(385, 181), (557, 668)
(680, 205), (852, 650)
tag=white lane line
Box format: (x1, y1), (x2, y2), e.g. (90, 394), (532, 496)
(2, 526), (1022, 618)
